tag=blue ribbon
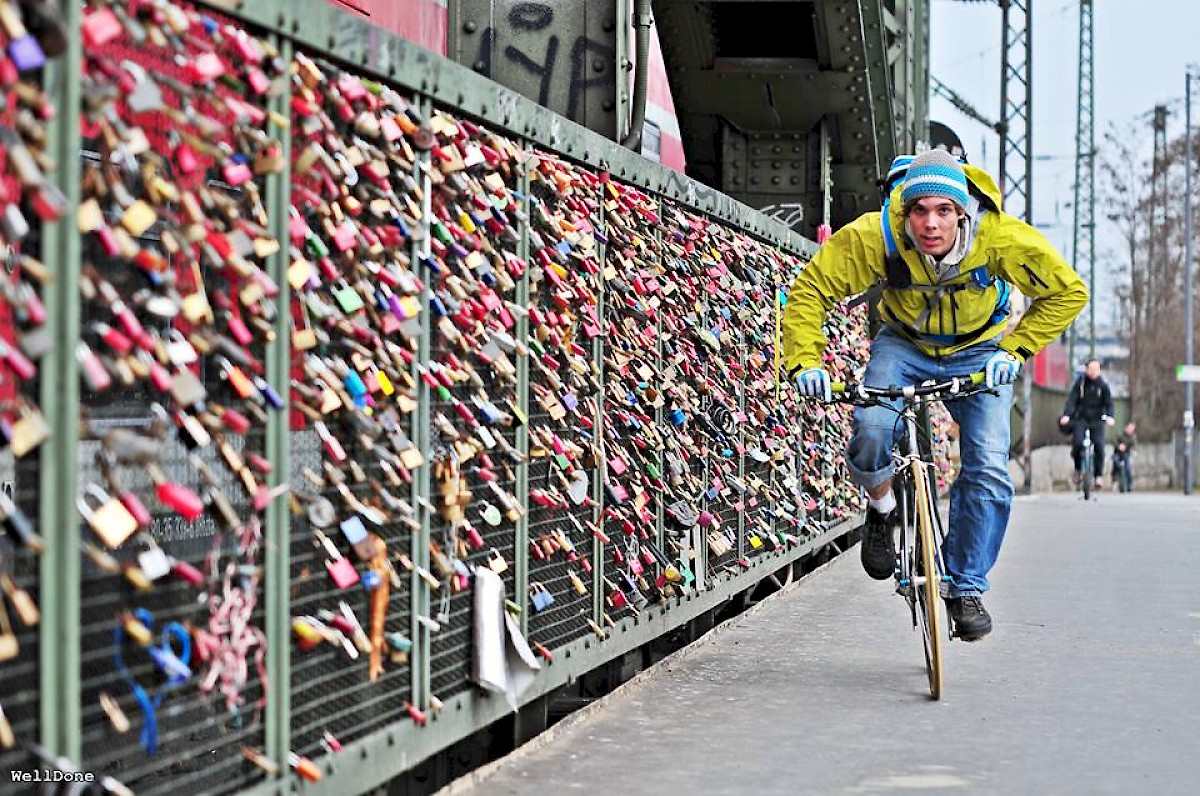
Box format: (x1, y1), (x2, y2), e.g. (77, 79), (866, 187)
(114, 608), (193, 755)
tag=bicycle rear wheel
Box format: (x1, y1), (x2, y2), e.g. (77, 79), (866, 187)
(911, 461), (943, 700)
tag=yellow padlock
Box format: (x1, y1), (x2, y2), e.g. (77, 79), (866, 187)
(120, 200), (157, 236)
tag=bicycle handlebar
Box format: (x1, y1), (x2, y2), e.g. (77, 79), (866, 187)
(829, 372), (988, 402)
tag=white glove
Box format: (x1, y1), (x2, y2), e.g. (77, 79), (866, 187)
(793, 367), (832, 402)
(984, 350), (1022, 388)
(1102, 415), (1115, 427)
(1059, 415), (1072, 426)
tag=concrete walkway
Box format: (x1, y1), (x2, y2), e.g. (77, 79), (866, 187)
(448, 492), (1200, 796)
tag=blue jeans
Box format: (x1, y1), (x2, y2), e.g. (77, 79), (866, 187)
(845, 328), (1015, 597)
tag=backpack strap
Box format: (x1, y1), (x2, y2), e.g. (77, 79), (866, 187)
(879, 200), (911, 289)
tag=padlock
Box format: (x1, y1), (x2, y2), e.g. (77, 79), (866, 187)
(429, 541), (454, 578)
(0, 488), (41, 553)
(529, 582), (555, 612)
(333, 280), (365, 314)
(487, 548), (508, 573)
(316, 531), (359, 589)
(77, 484), (138, 549)
(8, 402), (48, 458)
(567, 568), (588, 596)
(137, 539), (172, 582)
(605, 578), (628, 609)
(0, 575), (38, 626)
(0, 599), (18, 662)
(146, 464), (205, 522)
(341, 516), (384, 560)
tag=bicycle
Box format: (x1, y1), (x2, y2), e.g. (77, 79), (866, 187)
(826, 372), (994, 700)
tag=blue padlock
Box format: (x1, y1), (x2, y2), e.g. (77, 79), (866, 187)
(669, 408), (686, 426)
(361, 569), (382, 591)
(343, 370), (367, 399)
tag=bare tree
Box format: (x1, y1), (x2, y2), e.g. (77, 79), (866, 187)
(1099, 119), (1200, 441)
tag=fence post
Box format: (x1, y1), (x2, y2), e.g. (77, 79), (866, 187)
(263, 32), (294, 772)
(39, 0), (84, 760)
(515, 146), (532, 636)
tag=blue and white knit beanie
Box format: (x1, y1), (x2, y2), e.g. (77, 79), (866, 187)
(900, 149), (969, 210)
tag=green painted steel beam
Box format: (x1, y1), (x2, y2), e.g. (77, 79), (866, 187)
(414, 97), (435, 710)
(857, 0), (897, 175)
(515, 149), (532, 638)
(39, 0), (84, 760)
(263, 33), (294, 773)
(668, 68), (859, 124)
(198, 0), (816, 259)
(592, 179), (608, 624)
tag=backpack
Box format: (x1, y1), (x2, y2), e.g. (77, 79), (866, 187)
(854, 154), (1013, 346)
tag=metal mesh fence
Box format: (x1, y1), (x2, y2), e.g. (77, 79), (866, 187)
(1, 3), (882, 791)
(70, 1), (278, 788)
(521, 151), (603, 651)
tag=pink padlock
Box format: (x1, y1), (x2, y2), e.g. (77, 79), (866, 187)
(698, 510), (716, 529)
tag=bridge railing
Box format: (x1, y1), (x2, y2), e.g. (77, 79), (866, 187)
(0, 1), (871, 792)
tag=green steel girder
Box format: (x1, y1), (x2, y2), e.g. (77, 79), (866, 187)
(652, 0), (916, 231)
(671, 67), (860, 126)
(858, 0), (897, 164)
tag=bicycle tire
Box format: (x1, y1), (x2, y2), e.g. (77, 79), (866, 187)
(911, 461), (943, 700)
(1082, 447), (1094, 500)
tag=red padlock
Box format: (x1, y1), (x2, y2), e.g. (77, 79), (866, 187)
(156, 481), (205, 522)
(118, 491), (153, 530)
(171, 558), (206, 587)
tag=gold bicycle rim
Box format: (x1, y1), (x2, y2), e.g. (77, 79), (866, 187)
(911, 459), (943, 700)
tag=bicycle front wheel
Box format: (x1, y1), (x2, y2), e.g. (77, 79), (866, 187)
(911, 461), (943, 700)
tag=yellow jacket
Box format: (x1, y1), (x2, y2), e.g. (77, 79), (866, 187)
(781, 164), (1088, 375)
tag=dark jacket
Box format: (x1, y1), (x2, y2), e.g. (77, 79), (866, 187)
(1114, 431), (1136, 455)
(1063, 375), (1114, 424)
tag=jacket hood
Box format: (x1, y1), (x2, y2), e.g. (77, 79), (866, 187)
(964, 164), (1003, 212)
(888, 162), (1004, 216)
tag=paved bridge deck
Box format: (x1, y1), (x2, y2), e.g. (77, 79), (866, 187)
(448, 492), (1200, 796)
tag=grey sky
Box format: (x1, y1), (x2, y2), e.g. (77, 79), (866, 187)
(930, 0), (1197, 330)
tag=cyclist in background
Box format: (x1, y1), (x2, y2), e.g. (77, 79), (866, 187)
(1111, 421), (1137, 491)
(1059, 359), (1115, 488)
(782, 149), (1087, 641)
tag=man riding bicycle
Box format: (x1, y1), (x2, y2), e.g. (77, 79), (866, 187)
(782, 150), (1087, 640)
(1059, 359), (1116, 488)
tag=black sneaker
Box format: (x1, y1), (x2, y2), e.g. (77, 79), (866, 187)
(860, 507), (897, 580)
(946, 595), (993, 641)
